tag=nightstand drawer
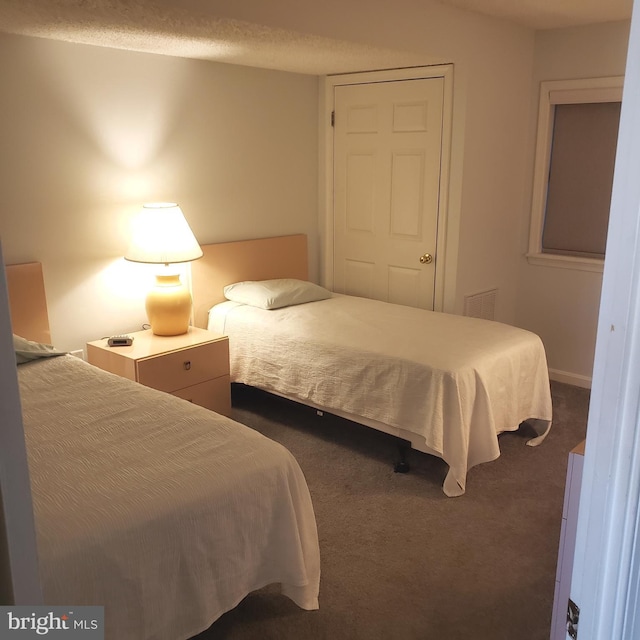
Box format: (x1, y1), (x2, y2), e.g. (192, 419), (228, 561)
(173, 376), (231, 416)
(136, 340), (229, 393)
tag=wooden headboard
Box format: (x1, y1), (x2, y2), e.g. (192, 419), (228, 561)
(5, 262), (51, 344)
(191, 234), (308, 329)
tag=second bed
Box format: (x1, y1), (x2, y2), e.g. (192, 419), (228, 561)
(192, 234), (553, 497)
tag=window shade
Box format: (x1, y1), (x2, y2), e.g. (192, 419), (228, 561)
(542, 102), (621, 258)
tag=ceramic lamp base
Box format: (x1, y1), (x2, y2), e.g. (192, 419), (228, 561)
(146, 273), (192, 336)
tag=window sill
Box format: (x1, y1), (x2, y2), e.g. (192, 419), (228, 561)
(526, 252), (604, 273)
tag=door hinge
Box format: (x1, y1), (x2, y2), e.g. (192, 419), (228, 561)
(567, 598), (580, 639)
(331, 110), (335, 127)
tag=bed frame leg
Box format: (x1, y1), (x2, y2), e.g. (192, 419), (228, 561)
(393, 441), (410, 473)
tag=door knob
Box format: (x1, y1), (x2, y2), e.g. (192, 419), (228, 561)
(419, 253), (433, 264)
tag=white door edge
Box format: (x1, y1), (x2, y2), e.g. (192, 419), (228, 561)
(0, 245), (43, 605)
(570, 1), (640, 637)
(320, 65), (455, 313)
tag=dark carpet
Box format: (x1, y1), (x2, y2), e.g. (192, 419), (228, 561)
(194, 381), (590, 640)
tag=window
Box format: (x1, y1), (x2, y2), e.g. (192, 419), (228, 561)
(527, 77), (623, 272)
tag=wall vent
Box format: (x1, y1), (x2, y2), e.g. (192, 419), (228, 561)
(464, 288), (498, 321)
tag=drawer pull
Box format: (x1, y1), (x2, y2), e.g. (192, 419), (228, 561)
(183, 360), (191, 371)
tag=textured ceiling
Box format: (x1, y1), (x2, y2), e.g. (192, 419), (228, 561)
(435, 0), (633, 30)
(0, 1), (429, 75)
(0, 0), (633, 75)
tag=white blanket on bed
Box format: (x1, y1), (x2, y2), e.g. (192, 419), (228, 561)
(18, 356), (320, 640)
(209, 295), (553, 497)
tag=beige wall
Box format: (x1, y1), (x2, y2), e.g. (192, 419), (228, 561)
(206, 1), (631, 383)
(1, 6), (627, 387)
(0, 3), (538, 354)
(516, 21), (630, 386)
(0, 33), (319, 352)
(213, 0), (537, 321)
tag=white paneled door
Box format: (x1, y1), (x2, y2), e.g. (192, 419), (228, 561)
(333, 77), (445, 310)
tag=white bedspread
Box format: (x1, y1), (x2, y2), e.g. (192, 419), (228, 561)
(18, 355), (320, 640)
(208, 294), (553, 497)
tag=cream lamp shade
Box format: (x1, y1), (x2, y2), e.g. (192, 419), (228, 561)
(125, 203), (203, 336)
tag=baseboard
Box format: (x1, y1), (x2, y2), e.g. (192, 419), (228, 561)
(549, 368), (592, 389)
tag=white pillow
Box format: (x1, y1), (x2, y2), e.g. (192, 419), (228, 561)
(223, 278), (331, 310)
(13, 334), (67, 365)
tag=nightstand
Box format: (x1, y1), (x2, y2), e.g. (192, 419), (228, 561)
(86, 327), (231, 416)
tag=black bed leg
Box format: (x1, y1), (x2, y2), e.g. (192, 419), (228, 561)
(394, 441), (410, 473)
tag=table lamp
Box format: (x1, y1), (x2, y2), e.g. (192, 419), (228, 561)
(125, 202), (203, 336)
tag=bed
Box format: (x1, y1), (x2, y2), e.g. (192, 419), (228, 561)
(191, 234), (553, 498)
(6, 261), (320, 639)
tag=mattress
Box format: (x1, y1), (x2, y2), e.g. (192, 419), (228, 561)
(18, 355), (320, 640)
(208, 294), (553, 497)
